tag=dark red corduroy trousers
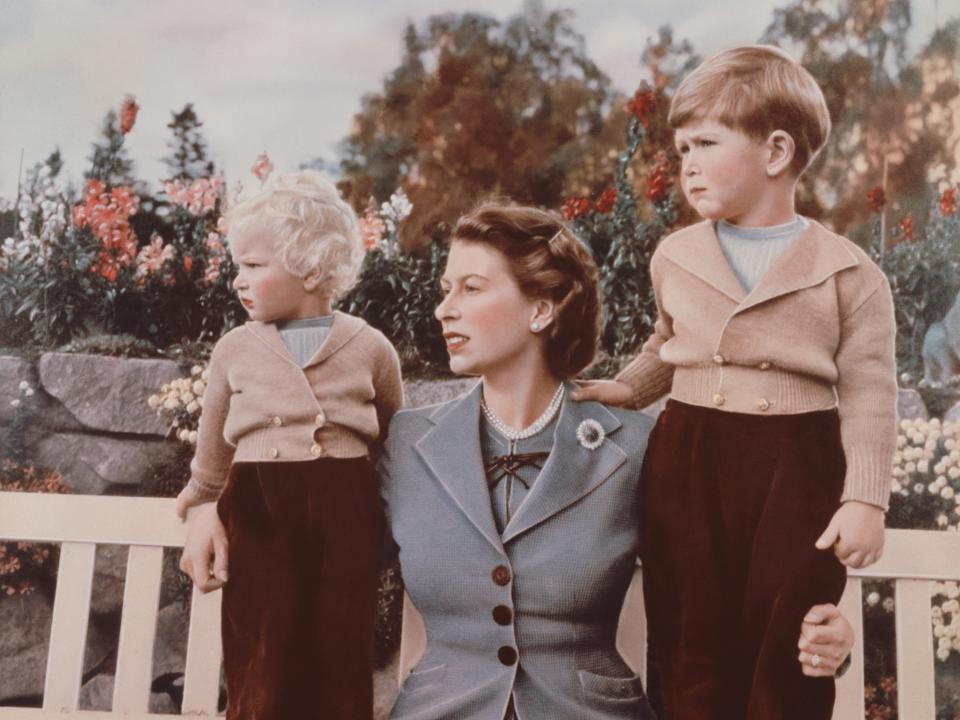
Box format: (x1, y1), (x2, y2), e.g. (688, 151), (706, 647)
(640, 400), (847, 720)
(216, 457), (383, 720)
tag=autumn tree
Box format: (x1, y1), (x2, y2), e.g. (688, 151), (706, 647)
(762, 0), (960, 237)
(339, 1), (627, 245)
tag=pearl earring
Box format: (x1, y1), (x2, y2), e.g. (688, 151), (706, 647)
(531, 322), (541, 332)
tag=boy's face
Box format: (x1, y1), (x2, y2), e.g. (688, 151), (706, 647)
(674, 118), (771, 225)
(229, 224), (317, 323)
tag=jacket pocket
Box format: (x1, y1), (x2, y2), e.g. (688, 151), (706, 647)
(578, 669), (646, 702)
(402, 662), (447, 694)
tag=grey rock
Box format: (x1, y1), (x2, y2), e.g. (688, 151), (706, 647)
(78, 673), (113, 711)
(945, 400), (960, 424)
(404, 378), (476, 409)
(0, 592), (52, 701)
(90, 545), (128, 616)
(897, 389), (929, 420)
(33, 433), (180, 495)
(38, 353), (181, 436)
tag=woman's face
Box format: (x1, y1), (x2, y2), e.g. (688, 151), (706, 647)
(435, 240), (544, 378)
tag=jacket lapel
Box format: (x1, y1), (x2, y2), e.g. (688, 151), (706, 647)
(302, 311), (367, 369)
(501, 386), (627, 545)
(659, 220), (747, 304)
(735, 220), (860, 314)
(414, 382), (504, 554)
(244, 322), (297, 365)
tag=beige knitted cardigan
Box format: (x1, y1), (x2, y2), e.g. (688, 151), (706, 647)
(616, 219), (897, 509)
(188, 311), (403, 500)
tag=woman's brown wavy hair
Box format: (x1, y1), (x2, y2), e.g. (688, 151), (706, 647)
(451, 202), (601, 379)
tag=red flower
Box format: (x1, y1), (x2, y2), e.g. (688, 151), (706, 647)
(939, 187), (957, 216)
(645, 152), (675, 203)
(73, 179), (139, 282)
(594, 188), (617, 214)
(866, 186), (886, 214)
(561, 197), (592, 221)
(119, 95), (139, 135)
(183, 255), (194, 273)
(898, 214), (916, 242)
(626, 85), (657, 127)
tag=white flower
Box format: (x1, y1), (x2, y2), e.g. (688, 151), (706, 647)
(937, 647), (951, 662)
(882, 597), (895, 612)
(576, 419), (605, 450)
(191, 365), (203, 376)
(192, 380), (206, 396)
(147, 394), (162, 409)
(913, 483), (925, 494)
(866, 591), (880, 606)
(18, 380), (29, 391)
(943, 487), (956, 500)
(918, 460), (929, 474)
(186, 401), (200, 414)
(9, 399), (20, 408)
(24, 388), (34, 397)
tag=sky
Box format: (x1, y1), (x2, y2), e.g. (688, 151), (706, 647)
(0, 0), (950, 200)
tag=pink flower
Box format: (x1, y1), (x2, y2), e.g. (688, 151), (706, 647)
(163, 176), (223, 216)
(135, 234), (176, 284)
(358, 207), (386, 250)
(251, 153), (274, 183)
(119, 95), (139, 135)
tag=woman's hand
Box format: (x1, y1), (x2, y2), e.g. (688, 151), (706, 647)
(815, 500), (885, 568)
(179, 502), (229, 593)
(798, 604), (854, 677)
(571, 379), (635, 407)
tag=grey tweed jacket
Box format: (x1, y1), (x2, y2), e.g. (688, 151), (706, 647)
(379, 381), (658, 720)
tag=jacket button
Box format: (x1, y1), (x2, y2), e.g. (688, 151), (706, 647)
(497, 646), (518, 666)
(711, 393), (725, 407)
(491, 565), (511, 586)
(758, 361), (771, 370)
(315, 410), (326, 427)
(492, 605), (513, 625)
(269, 415), (283, 427)
(712, 354), (725, 365)
(756, 398), (771, 411)
(268, 447), (279, 459)
(310, 443), (325, 457)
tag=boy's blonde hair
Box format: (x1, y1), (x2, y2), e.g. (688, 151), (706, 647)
(669, 45), (831, 176)
(225, 170), (363, 300)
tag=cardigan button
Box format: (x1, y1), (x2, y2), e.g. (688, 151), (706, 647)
(758, 361), (772, 370)
(315, 410), (326, 427)
(270, 415), (283, 427)
(310, 443), (325, 457)
(492, 605), (513, 625)
(712, 354), (725, 365)
(491, 565), (511, 586)
(711, 393), (726, 407)
(756, 398), (771, 411)
(497, 646), (518, 666)
(268, 447), (279, 459)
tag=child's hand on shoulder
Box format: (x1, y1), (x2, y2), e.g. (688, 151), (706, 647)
(571, 380), (634, 408)
(175, 484), (209, 522)
(815, 501), (885, 568)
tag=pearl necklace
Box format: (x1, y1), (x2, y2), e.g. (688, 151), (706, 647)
(481, 383), (565, 441)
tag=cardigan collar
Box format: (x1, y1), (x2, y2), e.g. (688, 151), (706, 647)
(243, 310), (368, 369)
(659, 218), (861, 314)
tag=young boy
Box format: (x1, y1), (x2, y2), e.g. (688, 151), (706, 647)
(175, 170), (403, 720)
(575, 45), (896, 719)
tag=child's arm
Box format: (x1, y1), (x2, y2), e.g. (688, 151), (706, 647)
(574, 251), (675, 409)
(371, 336), (404, 448)
(819, 273), (898, 567)
(176, 342), (236, 520)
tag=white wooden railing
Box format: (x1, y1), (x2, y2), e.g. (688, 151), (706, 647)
(1, 491), (958, 719)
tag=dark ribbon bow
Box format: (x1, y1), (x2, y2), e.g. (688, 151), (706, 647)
(485, 451), (550, 527)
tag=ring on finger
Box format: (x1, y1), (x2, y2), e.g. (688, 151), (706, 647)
(811, 654), (822, 668)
